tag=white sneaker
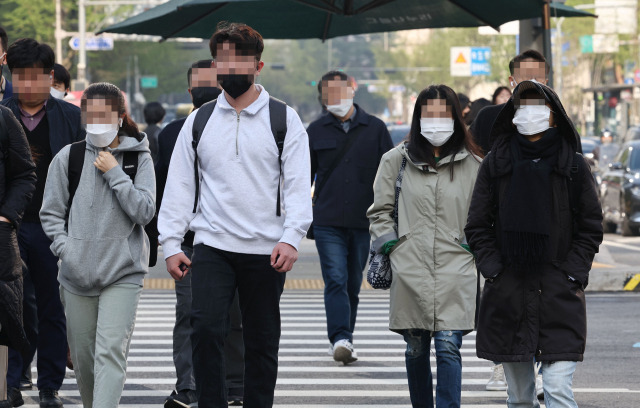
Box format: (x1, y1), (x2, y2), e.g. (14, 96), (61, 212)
(536, 373), (544, 399)
(486, 363), (508, 391)
(332, 339), (358, 365)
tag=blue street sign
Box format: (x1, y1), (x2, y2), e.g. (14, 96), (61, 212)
(471, 47), (491, 76)
(69, 37), (114, 51)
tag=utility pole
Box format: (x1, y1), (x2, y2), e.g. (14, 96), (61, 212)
(55, 0), (63, 64)
(78, 0), (88, 91)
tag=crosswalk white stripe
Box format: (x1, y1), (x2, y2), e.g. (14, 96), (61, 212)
(125, 355), (488, 363)
(125, 347), (479, 354)
(129, 338), (476, 345)
(132, 330), (398, 336)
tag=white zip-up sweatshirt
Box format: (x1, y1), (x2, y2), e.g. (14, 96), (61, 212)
(158, 85), (312, 258)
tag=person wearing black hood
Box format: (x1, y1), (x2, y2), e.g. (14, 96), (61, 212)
(155, 60), (245, 407)
(465, 80), (603, 408)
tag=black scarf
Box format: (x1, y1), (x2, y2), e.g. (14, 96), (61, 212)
(499, 128), (562, 265)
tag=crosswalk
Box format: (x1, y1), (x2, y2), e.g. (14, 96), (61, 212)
(22, 289), (515, 407)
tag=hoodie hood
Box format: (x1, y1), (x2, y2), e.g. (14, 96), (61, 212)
(489, 81), (582, 154)
(86, 132), (150, 154)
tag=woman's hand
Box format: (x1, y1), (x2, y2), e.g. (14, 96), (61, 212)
(94, 151), (119, 173)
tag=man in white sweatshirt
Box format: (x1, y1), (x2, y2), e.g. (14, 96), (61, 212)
(158, 22), (312, 408)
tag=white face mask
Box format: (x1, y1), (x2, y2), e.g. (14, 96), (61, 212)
(326, 98), (353, 117)
(512, 105), (551, 136)
(50, 87), (65, 100)
(420, 117), (455, 146)
(86, 119), (122, 148)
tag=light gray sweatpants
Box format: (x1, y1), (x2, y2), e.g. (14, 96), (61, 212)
(60, 283), (141, 408)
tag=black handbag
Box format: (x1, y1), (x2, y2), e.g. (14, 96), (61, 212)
(307, 126), (364, 239)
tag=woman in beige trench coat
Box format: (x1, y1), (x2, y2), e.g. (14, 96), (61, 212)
(367, 85), (483, 408)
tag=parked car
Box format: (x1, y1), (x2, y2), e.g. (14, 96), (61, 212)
(622, 125), (640, 144)
(600, 140), (640, 235)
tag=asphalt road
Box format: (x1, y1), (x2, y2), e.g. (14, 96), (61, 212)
(19, 290), (640, 407)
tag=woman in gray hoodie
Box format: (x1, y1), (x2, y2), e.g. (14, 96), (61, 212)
(40, 82), (156, 408)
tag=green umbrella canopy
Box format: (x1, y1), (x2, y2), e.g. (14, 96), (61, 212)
(99, 0), (595, 41)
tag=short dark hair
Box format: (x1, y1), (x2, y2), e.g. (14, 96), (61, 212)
(509, 49), (548, 75)
(53, 63), (70, 89)
(6, 38), (55, 73)
(317, 70), (351, 95)
(187, 59), (213, 87)
(0, 27), (8, 53)
(209, 22), (264, 62)
(143, 102), (165, 125)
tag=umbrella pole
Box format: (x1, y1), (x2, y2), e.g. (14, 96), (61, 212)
(542, 0), (554, 88)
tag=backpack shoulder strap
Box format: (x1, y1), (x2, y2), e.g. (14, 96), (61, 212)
(269, 96), (287, 216)
(68, 141), (86, 209)
(190, 99), (217, 213)
(122, 151), (139, 181)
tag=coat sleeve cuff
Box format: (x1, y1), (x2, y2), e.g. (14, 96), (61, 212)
(162, 238), (183, 260)
(280, 227), (306, 251)
(102, 164), (129, 186)
(372, 232), (397, 252)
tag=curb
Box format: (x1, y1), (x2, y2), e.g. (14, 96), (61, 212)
(144, 278), (373, 291)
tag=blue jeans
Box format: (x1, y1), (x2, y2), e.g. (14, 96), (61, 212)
(503, 361), (578, 408)
(313, 226), (370, 344)
(402, 329), (463, 408)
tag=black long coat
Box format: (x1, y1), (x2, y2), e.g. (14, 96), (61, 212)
(465, 85), (603, 363)
(0, 105), (36, 353)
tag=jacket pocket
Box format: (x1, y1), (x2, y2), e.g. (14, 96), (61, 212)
(313, 139), (337, 151)
(61, 237), (135, 290)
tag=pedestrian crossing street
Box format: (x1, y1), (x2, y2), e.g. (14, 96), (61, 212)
(23, 289), (518, 407)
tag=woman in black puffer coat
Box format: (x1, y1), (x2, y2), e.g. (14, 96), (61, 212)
(465, 81), (603, 407)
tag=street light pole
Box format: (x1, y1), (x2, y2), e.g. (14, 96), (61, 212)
(55, 0), (63, 64)
(77, 0), (87, 90)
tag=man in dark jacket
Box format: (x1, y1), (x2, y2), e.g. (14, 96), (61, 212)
(308, 71), (393, 365)
(465, 81), (602, 408)
(0, 105), (36, 408)
(1, 38), (84, 408)
(470, 49), (548, 155)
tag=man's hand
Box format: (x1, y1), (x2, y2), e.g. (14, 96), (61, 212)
(0, 216), (11, 224)
(271, 242), (298, 273)
(94, 151), (119, 173)
(166, 252), (191, 280)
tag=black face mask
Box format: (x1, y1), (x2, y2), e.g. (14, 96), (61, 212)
(218, 74), (253, 99)
(191, 87), (222, 108)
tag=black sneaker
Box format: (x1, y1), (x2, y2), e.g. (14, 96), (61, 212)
(164, 389), (197, 408)
(0, 400), (11, 408)
(19, 366), (32, 390)
(38, 389), (63, 408)
(228, 387), (243, 406)
(7, 388), (23, 407)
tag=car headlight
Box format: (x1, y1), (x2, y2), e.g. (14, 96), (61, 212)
(631, 186), (640, 198)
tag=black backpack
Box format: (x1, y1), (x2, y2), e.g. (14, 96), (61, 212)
(190, 97), (287, 215)
(67, 141), (159, 267)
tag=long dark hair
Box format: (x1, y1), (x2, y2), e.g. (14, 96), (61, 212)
(491, 86), (511, 105)
(407, 85), (483, 180)
(81, 82), (142, 141)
